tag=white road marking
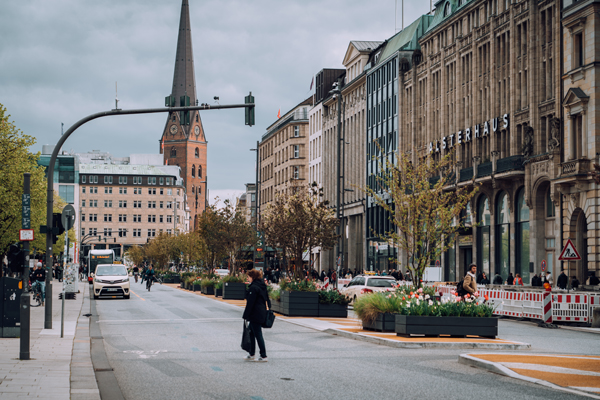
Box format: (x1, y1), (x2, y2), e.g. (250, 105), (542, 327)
(123, 350), (167, 359)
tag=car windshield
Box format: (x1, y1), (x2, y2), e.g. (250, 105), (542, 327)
(367, 278), (394, 288)
(96, 266), (127, 276)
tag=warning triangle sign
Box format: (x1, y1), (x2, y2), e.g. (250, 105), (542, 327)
(558, 238), (582, 261)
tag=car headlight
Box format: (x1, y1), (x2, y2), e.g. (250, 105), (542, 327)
(118, 278), (129, 283)
(95, 278), (102, 283)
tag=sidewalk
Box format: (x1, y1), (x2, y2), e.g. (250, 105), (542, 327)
(0, 280), (99, 400)
(460, 353), (600, 399)
(166, 283), (530, 350)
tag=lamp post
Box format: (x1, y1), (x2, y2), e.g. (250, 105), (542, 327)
(330, 78), (344, 288)
(250, 145), (260, 268)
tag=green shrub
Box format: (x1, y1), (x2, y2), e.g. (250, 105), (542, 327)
(280, 279), (317, 292)
(201, 278), (215, 288)
(269, 288), (281, 301)
(318, 289), (351, 305)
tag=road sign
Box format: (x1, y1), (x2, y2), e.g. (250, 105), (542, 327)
(22, 194), (31, 229)
(541, 259), (547, 272)
(558, 238), (581, 261)
(19, 229), (34, 241)
(61, 204), (76, 231)
(435, 259), (440, 268)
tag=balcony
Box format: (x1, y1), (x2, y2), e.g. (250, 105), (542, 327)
(561, 158), (590, 176)
(496, 155), (525, 174)
(476, 162), (492, 178)
(459, 167), (473, 182)
(555, 158), (592, 190)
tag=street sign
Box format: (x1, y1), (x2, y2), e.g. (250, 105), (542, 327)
(558, 238), (581, 261)
(435, 259), (440, 268)
(22, 194), (31, 229)
(541, 259), (547, 272)
(19, 229), (34, 241)
(61, 204), (76, 231)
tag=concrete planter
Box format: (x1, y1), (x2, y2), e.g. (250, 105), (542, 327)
(362, 313), (396, 332)
(395, 315), (498, 338)
(222, 282), (246, 300)
(318, 303), (348, 318)
(281, 291), (318, 317)
(201, 286), (215, 295)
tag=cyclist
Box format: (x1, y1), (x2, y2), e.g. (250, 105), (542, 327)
(140, 265), (148, 285)
(145, 265), (156, 291)
(31, 262), (46, 306)
(132, 265), (139, 283)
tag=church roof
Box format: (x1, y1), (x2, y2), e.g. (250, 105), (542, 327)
(171, 0), (197, 105)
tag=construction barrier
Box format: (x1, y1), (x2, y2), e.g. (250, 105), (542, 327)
(590, 294), (600, 325)
(552, 294), (589, 323)
(522, 292), (545, 320)
(543, 293), (552, 323)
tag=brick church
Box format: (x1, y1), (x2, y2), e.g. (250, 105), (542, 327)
(160, 0), (207, 229)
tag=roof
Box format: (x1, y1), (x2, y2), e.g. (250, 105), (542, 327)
(350, 41), (384, 52)
(376, 15), (433, 65)
(426, 0), (475, 34)
(171, 0), (196, 104)
(79, 163), (176, 176)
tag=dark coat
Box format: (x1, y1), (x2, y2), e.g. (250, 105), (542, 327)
(243, 280), (271, 324)
(557, 272), (568, 289)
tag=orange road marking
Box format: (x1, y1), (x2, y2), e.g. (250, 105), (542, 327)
(130, 290), (145, 301)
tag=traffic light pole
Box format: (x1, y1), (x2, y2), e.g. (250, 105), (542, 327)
(20, 173), (31, 360)
(44, 101), (254, 329)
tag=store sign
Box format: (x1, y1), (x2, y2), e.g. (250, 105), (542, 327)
(429, 114), (509, 153)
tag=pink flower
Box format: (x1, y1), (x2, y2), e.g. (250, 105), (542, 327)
(418, 288), (423, 293)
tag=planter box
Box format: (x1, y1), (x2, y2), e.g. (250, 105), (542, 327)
(270, 299), (281, 314)
(193, 284), (202, 292)
(201, 286), (215, 295)
(173, 276), (181, 284)
(395, 315), (498, 338)
(180, 281), (186, 289)
(281, 291), (318, 317)
(318, 303), (348, 318)
(215, 288), (223, 297)
(163, 278), (174, 284)
(222, 282), (247, 300)
(362, 313), (396, 332)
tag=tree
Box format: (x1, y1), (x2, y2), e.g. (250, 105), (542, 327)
(364, 149), (479, 287)
(124, 245), (145, 267)
(196, 204), (229, 272)
(0, 104), (46, 257)
(260, 183), (338, 279)
(220, 199), (257, 274)
(144, 232), (172, 271)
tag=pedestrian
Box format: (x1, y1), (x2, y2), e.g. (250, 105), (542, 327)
(133, 265), (139, 283)
(557, 269), (568, 289)
(531, 273), (542, 287)
(506, 272), (514, 285)
(571, 276), (580, 290)
(242, 269), (270, 362)
(31, 262), (46, 305)
(544, 271), (553, 286)
(493, 273), (503, 285)
(514, 273), (523, 286)
(405, 270), (412, 282)
(588, 272), (599, 286)
(319, 270), (326, 282)
(480, 272), (490, 285)
(462, 263), (478, 297)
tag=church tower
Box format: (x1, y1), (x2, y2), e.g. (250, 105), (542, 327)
(160, 0), (207, 229)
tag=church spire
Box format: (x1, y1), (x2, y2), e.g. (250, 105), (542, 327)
(171, 0), (197, 107)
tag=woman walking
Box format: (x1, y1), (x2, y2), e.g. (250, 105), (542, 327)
(243, 269), (271, 362)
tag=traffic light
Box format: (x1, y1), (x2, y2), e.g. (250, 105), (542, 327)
(6, 243), (24, 274)
(245, 92), (255, 127)
(165, 95), (176, 107)
(52, 213), (64, 244)
(180, 95), (190, 125)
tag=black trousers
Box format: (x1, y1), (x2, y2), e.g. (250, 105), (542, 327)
(248, 321), (267, 358)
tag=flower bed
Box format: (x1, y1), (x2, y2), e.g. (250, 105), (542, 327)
(362, 313), (396, 332)
(317, 289), (350, 318)
(222, 275), (247, 299)
(281, 290), (318, 317)
(395, 315), (497, 338)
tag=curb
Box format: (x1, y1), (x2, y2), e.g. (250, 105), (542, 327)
(324, 328), (531, 350)
(458, 354), (600, 399)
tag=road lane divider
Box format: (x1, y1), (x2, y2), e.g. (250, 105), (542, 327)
(130, 290), (145, 301)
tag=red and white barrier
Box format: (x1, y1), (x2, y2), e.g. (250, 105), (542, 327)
(543, 292), (552, 323)
(552, 294), (589, 323)
(522, 292), (545, 320)
(590, 294), (600, 324)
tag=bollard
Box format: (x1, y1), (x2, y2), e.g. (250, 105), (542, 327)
(543, 292), (552, 324)
(60, 290), (65, 338)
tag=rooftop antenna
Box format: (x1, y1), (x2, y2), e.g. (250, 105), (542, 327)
(430, 0), (433, 14)
(402, 0), (404, 31)
(114, 81), (120, 111)
(61, 122), (64, 136)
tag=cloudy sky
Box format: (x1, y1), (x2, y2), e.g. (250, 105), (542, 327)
(1, 0), (432, 202)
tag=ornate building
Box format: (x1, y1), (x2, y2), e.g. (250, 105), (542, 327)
(160, 0), (207, 229)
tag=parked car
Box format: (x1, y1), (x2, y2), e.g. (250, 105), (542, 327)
(340, 275), (396, 303)
(93, 264), (130, 299)
(215, 268), (230, 277)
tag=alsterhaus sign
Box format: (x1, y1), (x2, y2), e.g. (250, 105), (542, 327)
(429, 114), (509, 153)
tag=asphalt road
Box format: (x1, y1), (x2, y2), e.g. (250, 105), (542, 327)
(93, 283), (595, 400)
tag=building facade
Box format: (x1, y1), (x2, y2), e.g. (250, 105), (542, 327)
(258, 98), (312, 211)
(160, 0), (207, 229)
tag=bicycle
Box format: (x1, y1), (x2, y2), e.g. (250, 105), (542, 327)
(30, 282), (43, 307)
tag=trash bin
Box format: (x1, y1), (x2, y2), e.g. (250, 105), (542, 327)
(1, 277), (22, 338)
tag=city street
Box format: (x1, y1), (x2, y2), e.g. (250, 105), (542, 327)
(93, 284), (597, 400)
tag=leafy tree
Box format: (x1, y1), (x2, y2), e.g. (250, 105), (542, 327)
(196, 204), (229, 272)
(260, 183), (338, 279)
(124, 245), (145, 267)
(144, 232), (172, 271)
(364, 149), (479, 287)
(220, 199), (257, 274)
(0, 104), (46, 257)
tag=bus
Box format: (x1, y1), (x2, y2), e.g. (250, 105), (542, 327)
(88, 249), (115, 276)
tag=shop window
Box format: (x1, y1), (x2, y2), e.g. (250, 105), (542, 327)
(495, 191), (510, 281)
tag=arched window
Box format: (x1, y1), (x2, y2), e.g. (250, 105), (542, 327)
(170, 147), (176, 158)
(191, 165), (195, 177)
(444, 2), (451, 17)
(516, 188), (530, 284)
(192, 185), (195, 194)
(198, 165), (202, 178)
(477, 196), (491, 276)
(546, 188), (555, 217)
(496, 191), (510, 281)
(195, 147), (199, 158)
(196, 114), (199, 122)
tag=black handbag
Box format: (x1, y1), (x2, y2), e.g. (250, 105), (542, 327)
(241, 321), (252, 352)
(263, 310), (275, 329)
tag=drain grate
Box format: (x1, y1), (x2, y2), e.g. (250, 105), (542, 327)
(280, 377), (294, 381)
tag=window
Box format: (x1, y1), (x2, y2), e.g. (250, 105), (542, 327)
(82, 200), (86, 207)
(119, 214), (127, 222)
(167, 215), (172, 223)
(251, 194), (255, 202)
(147, 229), (156, 237)
(82, 176), (86, 183)
(81, 214), (85, 222)
(133, 215), (141, 223)
(92, 175), (98, 183)
(160, 188), (164, 195)
(477, 196), (491, 277)
(573, 32), (584, 69)
(90, 214), (97, 222)
(118, 228), (127, 237)
(293, 166), (299, 180)
(167, 229), (172, 235)
(192, 186), (195, 194)
(81, 228), (85, 237)
(92, 187), (98, 194)
(170, 146), (177, 157)
(148, 215), (156, 223)
(160, 177), (164, 185)
(104, 187), (112, 194)
(294, 126), (299, 137)
(58, 185), (74, 203)
(103, 214), (112, 222)
(119, 200), (127, 208)
(104, 176), (113, 184)
(167, 189), (172, 196)
(148, 188), (156, 195)
(294, 145), (299, 158)
(119, 176), (127, 184)
(516, 188), (530, 284)
(495, 191), (510, 281)
(82, 187), (86, 194)
(546, 188), (556, 217)
(444, 2), (451, 17)
(159, 215), (164, 223)
(133, 176), (142, 185)
(104, 200), (113, 208)
(103, 228), (112, 237)
(89, 228), (97, 235)
(119, 187), (127, 194)
(166, 201), (172, 209)
(195, 147), (199, 158)
(133, 201), (141, 208)
(133, 229), (141, 237)
(198, 166), (202, 178)
(150, 177), (156, 185)
(148, 201), (156, 208)
(192, 165), (195, 177)
(159, 201), (164, 208)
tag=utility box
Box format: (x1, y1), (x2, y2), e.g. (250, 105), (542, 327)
(63, 263), (79, 294)
(1, 277), (22, 338)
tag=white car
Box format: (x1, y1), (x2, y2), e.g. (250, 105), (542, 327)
(93, 264), (130, 299)
(340, 275), (397, 302)
(215, 268), (230, 277)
